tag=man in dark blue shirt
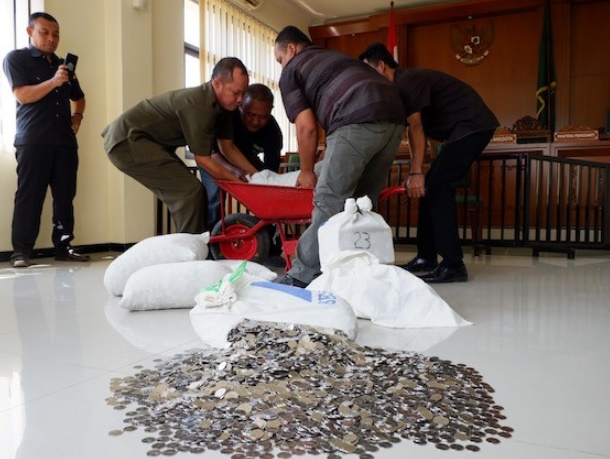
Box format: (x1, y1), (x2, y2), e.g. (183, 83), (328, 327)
(3, 12), (89, 267)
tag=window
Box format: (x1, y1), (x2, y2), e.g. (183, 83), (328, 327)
(1, 1), (30, 152)
(184, 0), (201, 88)
(0, 2), (23, 152)
(183, 0), (297, 153)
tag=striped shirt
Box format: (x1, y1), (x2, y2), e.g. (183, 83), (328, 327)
(279, 46), (405, 135)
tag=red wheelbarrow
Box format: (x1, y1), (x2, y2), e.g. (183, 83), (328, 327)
(208, 181), (408, 270)
(208, 180), (314, 270)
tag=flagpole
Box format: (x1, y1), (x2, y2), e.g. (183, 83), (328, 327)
(387, 1), (398, 63)
(536, 0), (556, 134)
(545, 0), (553, 134)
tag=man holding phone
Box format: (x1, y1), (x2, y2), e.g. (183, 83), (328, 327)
(3, 12), (89, 267)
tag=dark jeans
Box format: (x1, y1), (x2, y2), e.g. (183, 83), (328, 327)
(416, 129), (495, 267)
(12, 145), (79, 255)
(198, 167), (221, 230)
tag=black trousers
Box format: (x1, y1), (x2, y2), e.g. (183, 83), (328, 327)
(416, 129), (494, 267)
(12, 144), (78, 255)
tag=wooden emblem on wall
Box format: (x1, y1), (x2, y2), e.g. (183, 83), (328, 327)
(451, 20), (493, 66)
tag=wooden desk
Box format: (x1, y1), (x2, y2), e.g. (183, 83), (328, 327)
(483, 140), (610, 164)
(551, 140), (610, 164)
(483, 142), (549, 156)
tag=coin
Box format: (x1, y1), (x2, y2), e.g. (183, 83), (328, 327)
(106, 320), (510, 457)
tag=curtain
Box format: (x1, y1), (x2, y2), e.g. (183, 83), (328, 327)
(201, 0), (296, 151)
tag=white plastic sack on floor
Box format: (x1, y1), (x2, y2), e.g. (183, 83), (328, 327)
(104, 232), (210, 296)
(119, 260), (232, 311)
(307, 250), (472, 329)
(318, 196), (395, 268)
(214, 259), (278, 281)
(190, 261), (357, 348)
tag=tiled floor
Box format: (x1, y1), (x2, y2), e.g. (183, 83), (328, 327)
(1, 248), (610, 459)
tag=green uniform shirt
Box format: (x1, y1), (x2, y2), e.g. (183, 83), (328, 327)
(101, 81), (233, 156)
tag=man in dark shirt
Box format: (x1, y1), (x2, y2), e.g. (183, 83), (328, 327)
(274, 26), (406, 287)
(3, 12), (89, 268)
(102, 58), (258, 234)
(199, 83), (283, 229)
(359, 43), (500, 283)
(229, 84), (282, 172)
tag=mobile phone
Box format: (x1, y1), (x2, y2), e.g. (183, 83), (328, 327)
(64, 53), (78, 79)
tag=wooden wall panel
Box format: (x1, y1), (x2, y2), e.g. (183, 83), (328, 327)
(405, 10), (542, 128)
(322, 30), (385, 58)
(569, 0), (610, 130)
(309, 0), (610, 132)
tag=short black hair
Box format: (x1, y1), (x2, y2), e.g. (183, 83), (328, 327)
(244, 83), (274, 105)
(29, 12), (59, 27)
(358, 42), (398, 69)
(211, 57), (248, 82)
(275, 26), (312, 50)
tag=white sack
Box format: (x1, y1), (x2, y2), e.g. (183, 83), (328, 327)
(248, 162), (323, 187)
(307, 250), (472, 329)
(190, 262), (357, 348)
(104, 232), (210, 296)
(249, 169), (300, 186)
(120, 261), (231, 311)
(318, 196), (395, 268)
(214, 259), (278, 281)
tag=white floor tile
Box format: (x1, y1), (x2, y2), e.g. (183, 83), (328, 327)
(0, 249), (609, 459)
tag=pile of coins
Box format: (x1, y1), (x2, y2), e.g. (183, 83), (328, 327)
(107, 320), (513, 457)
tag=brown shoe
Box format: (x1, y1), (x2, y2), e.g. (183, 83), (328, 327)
(55, 247), (91, 262)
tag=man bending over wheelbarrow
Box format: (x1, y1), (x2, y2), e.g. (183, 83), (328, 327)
(273, 26), (406, 287)
(102, 58), (258, 234)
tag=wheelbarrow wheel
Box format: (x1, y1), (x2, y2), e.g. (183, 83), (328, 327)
(210, 213), (271, 263)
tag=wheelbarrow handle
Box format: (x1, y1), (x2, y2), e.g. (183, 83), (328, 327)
(378, 185), (407, 202)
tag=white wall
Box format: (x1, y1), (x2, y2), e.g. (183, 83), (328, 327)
(247, 0), (311, 33)
(0, 0), (310, 254)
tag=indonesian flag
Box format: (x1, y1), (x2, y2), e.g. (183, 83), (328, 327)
(387, 1), (398, 63)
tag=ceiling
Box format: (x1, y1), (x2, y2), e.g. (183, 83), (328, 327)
(281, 0), (463, 24)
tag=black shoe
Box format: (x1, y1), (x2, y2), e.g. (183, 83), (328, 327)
(276, 274), (308, 288)
(55, 247), (91, 262)
(418, 265), (468, 283)
(264, 255), (287, 268)
(10, 253), (32, 268)
(399, 256), (438, 273)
